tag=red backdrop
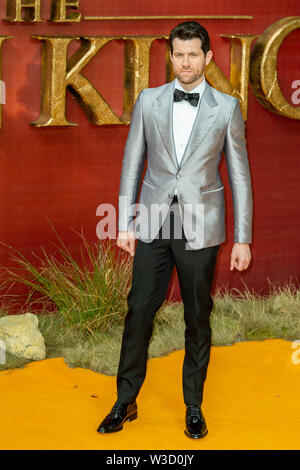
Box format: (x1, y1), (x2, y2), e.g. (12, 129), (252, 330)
(0, 0), (299, 307)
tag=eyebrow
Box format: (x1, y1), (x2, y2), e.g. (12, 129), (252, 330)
(174, 51), (200, 55)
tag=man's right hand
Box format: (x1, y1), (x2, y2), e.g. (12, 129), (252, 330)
(117, 231), (136, 257)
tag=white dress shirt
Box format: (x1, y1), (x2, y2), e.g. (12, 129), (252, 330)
(173, 78), (206, 195)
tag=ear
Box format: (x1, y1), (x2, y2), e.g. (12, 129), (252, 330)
(205, 50), (213, 66)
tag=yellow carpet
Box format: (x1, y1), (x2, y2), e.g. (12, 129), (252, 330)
(0, 339), (299, 450)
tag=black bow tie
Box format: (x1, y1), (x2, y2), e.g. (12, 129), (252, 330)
(173, 88), (200, 107)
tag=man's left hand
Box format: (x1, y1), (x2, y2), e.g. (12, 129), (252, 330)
(230, 243), (251, 271)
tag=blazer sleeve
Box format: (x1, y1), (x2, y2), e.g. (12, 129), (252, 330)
(118, 90), (147, 232)
(224, 98), (253, 244)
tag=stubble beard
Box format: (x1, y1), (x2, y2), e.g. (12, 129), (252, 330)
(175, 66), (206, 90)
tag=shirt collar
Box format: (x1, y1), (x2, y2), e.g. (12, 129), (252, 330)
(174, 77), (206, 96)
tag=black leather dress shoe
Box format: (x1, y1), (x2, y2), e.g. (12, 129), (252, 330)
(97, 400), (138, 433)
(184, 405), (208, 439)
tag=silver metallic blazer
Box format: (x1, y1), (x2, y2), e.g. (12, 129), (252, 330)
(118, 79), (253, 249)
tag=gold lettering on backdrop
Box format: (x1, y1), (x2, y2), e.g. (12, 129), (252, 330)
(2, 5), (253, 22)
(31, 35), (165, 126)
(217, 34), (259, 120)
(30, 34), (258, 126)
(0, 36), (13, 128)
(5, 0), (42, 22)
(30, 36), (123, 127)
(50, 0), (81, 23)
(250, 16), (300, 120)
(0, 16), (298, 125)
(165, 45), (175, 84)
(122, 36), (166, 123)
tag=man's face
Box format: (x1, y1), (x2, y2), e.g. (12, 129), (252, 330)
(170, 37), (213, 90)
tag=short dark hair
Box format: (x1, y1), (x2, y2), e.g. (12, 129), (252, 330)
(169, 21), (210, 55)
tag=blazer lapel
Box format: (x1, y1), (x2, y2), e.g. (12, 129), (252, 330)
(153, 81), (178, 169)
(179, 82), (221, 168)
(153, 80), (221, 169)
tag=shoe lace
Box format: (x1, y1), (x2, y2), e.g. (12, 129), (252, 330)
(111, 401), (125, 416)
(187, 405), (201, 419)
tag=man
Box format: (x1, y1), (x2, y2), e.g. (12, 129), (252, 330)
(97, 21), (252, 439)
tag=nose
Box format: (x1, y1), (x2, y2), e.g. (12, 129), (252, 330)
(182, 55), (191, 67)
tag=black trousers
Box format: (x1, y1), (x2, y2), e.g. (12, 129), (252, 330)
(117, 198), (220, 406)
